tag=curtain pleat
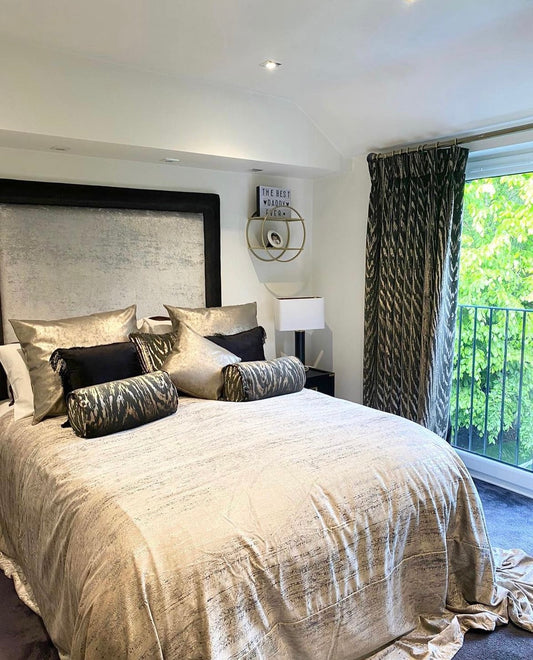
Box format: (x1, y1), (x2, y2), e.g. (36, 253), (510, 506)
(363, 146), (468, 438)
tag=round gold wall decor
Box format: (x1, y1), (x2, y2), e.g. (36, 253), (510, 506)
(246, 205), (306, 262)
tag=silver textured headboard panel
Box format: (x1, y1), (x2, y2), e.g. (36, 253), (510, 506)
(0, 205), (205, 342)
(0, 179), (221, 396)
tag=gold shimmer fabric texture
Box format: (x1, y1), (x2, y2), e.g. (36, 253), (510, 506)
(129, 331), (179, 373)
(10, 305), (137, 423)
(0, 390), (531, 659)
(162, 323), (240, 399)
(164, 302), (257, 335)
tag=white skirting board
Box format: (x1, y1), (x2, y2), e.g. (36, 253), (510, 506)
(456, 448), (533, 500)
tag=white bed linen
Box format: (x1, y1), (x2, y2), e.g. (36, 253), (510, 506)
(0, 389), (531, 659)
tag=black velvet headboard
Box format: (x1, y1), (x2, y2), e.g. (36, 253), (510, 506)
(0, 178), (221, 401)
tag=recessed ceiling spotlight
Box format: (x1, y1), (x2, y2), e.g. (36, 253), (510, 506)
(260, 60), (282, 71)
(162, 157), (181, 163)
(50, 146), (70, 152)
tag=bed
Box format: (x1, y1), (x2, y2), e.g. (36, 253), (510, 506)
(0, 179), (531, 660)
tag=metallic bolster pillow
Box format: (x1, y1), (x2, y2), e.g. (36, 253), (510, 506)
(67, 371), (178, 439)
(164, 302), (257, 335)
(223, 356), (306, 402)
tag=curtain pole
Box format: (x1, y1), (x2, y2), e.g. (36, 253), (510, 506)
(376, 121), (533, 156)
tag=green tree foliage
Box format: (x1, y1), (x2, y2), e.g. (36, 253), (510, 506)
(451, 173), (533, 467)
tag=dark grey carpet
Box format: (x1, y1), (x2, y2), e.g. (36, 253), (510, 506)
(454, 480), (533, 660)
(0, 571), (58, 660)
(472, 479), (532, 556)
(0, 479), (531, 659)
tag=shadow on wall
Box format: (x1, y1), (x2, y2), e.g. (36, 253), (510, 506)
(307, 325), (333, 371)
(248, 251), (310, 286)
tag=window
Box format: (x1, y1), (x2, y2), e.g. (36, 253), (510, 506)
(451, 172), (533, 472)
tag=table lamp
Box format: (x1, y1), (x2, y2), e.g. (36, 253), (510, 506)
(275, 297), (325, 365)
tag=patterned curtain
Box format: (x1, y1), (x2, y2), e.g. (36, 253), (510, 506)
(363, 146), (469, 438)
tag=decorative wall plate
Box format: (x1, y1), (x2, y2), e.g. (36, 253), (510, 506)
(266, 229), (285, 248)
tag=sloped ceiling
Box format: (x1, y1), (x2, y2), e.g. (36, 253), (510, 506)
(1, 0), (532, 169)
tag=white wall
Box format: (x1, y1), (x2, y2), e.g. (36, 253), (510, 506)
(0, 146), (315, 360)
(312, 155), (370, 402)
(0, 38), (341, 174)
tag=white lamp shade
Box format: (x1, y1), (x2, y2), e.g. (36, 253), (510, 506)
(275, 297), (325, 331)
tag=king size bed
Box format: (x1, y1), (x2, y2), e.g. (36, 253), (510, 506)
(0, 179), (531, 660)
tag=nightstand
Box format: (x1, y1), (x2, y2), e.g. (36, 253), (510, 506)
(304, 367), (335, 396)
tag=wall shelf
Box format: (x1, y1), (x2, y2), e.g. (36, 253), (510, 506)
(246, 205), (306, 262)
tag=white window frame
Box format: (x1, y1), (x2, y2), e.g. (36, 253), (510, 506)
(466, 139), (533, 180)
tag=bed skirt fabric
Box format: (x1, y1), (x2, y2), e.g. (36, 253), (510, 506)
(0, 390), (532, 659)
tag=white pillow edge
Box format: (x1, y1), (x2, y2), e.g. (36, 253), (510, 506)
(0, 343), (34, 420)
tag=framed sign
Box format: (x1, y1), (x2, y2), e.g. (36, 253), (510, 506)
(256, 186), (291, 217)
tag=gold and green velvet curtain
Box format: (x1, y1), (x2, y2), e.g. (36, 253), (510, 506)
(364, 146), (469, 438)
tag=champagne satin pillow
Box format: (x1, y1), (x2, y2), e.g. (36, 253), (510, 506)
(162, 323), (240, 399)
(164, 302), (257, 336)
(10, 305), (137, 423)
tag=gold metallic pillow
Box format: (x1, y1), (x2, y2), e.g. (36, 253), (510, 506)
(10, 305), (137, 423)
(164, 302), (257, 336)
(162, 323), (240, 399)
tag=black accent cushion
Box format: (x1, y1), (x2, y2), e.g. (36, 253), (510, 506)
(206, 326), (266, 362)
(67, 371), (178, 439)
(50, 342), (143, 400)
(223, 356), (305, 402)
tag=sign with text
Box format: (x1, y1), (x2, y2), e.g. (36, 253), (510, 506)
(256, 186), (291, 217)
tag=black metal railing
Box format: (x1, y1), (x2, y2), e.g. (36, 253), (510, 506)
(451, 304), (533, 472)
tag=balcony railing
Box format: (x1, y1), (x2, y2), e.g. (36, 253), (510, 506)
(451, 304), (533, 473)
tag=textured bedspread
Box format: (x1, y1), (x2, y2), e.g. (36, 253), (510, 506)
(0, 390), (531, 659)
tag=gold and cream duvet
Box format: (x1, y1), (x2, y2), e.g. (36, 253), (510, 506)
(0, 389), (531, 659)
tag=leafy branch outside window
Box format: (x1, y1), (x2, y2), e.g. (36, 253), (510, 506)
(451, 173), (533, 466)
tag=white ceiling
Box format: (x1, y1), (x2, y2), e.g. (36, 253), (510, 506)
(1, 0), (533, 158)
